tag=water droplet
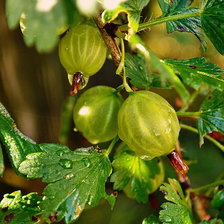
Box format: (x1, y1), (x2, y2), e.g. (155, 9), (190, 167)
(65, 47), (69, 51)
(140, 155), (150, 160)
(164, 217), (172, 222)
(56, 150), (64, 156)
(59, 159), (73, 169)
(165, 127), (171, 134)
(66, 174), (74, 179)
(153, 129), (160, 136)
(73, 127), (78, 132)
(83, 159), (91, 168)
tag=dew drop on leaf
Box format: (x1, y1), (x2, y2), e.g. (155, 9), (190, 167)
(59, 159), (73, 169)
(66, 174), (74, 179)
(83, 158), (91, 168)
(56, 150), (64, 156)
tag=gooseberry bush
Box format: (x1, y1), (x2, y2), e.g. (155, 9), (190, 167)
(1, 0), (224, 223)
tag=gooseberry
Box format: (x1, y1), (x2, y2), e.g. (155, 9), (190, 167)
(59, 24), (107, 77)
(118, 91), (180, 160)
(73, 86), (123, 144)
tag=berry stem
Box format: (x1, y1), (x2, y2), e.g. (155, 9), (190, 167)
(117, 39), (133, 93)
(105, 136), (119, 156)
(118, 10), (200, 33)
(189, 179), (224, 194)
(177, 111), (201, 117)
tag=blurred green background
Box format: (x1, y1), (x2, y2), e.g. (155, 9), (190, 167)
(0, 0), (224, 223)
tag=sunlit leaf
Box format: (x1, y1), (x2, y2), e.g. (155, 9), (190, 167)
(102, 0), (150, 38)
(0, 103), (40, 171)
(142, 215), (161, 224)
(159, 179), (193, 224)
(0, 191), (42, 224)
(19, 144), (115, 223)
(165, 58), (224, 91)
(158, 0), (206, 50)
(111, 143), (164, 203)
(0, 145), (4, 177)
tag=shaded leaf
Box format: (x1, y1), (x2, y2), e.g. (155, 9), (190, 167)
(159, 178), (193, 224)
(125, 53), (171, 88)
(201, 0), (224, 55)
(102, 0), (150, 38)
(111, 143), (164, 203)
(0, 191), (42, 224)
(158, 0), (206, 50)
(198, 90), (224, 145)
(0, 103), (40, 171)
(165, 58), (224, 91)
(19, 144), (115, 223)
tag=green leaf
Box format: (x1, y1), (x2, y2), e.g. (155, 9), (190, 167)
(198, 90), (224, 145)
(200, 219), (224, 224)
(201, 0), (224, 55)
(211, 188), (224, 210)
(158, 0), (206, 50)
(125, 53), (171, 88)
(102, 0), (150, 38)
(19, 144), (115, 223)
(0, 103), (41, 171)
(127, 34), (190, 104)
(0, 191), (42, 223)
(159, 179), (193, 224)
(148, 49), (190, 105)
(165, 58), (224, 91)
(0, 145), (4, 177)
(110, 143), (164, 203)
(142, 215), (161, 224)
(5, 0), (28, 28)
(6, 0), (80, 52)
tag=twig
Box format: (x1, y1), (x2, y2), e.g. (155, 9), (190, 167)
(171, 142), (211, 221)
(94, 14), (121, 66)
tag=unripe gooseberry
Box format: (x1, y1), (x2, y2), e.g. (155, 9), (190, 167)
(59, 24), (107, 77)
(118, 91), (180, 160)
(73, 86), (123, 144)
